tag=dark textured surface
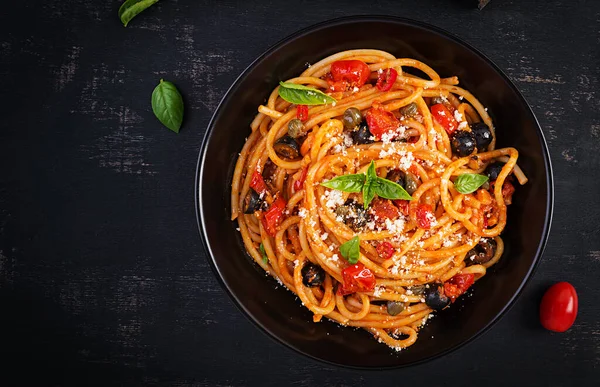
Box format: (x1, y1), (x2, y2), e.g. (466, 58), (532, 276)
(0, 0), (598, 386)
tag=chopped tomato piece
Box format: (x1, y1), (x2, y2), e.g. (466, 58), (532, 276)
(370, 198), (401, 227)
(393, 199), (410, 216)
(328, 60), (371, 91)
(502, 181), (515, 205)
(443, 273), (475, 302)
(415, 203), (435, 229)
(296, 104), (308, 121)
(249, 170), (267, 194)
(293, 166), (308, 192)
(376, 68), (398, 91)
(430, 103), (458, 135)
(376, 242), (395, 259)
(261, 196), (286, 237)
(339, 263), (376, 295)
(365, 106), (400, 140)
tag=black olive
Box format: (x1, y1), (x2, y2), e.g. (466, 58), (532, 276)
(400, 102), (418, 117)
(243, 188), (263, 214)
(334, 200), (367, 231)
(342, 107), (362, 130)
(471, 122), (493, 151)
(386, 169), (407, 189)
(352, 121), (374, 145)
(466, 238), (497, 265)
(287, 119), (306, 138)
(484, 161), (505, 181)
(301, 263), (325, 287)
(451, 130), (476, 157)
(386, 301), (405, 316)
(274, 135), (300, 160)
(424, 283), (450, 310)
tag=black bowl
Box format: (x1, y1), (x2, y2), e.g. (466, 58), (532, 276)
(196, 16), (553, 368)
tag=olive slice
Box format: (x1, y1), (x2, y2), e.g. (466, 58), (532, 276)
(274, 135), (300, 160)
(352, 121), (374, 145)
(243, 188), (263, 214)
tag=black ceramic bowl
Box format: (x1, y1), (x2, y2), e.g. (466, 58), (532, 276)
(196, 16), (553, 368)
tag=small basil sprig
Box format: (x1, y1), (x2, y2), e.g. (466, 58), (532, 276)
(278, 82), (337, 105)
(454, 173), (489, 194)
(340, 236), (360, 264)
(259, 243), (268, 264)
(119, 0), (160, 27)
(152, 79), (184, 133)
(321, 161), (413, 208)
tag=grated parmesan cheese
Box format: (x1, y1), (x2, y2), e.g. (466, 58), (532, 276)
(454, 110), (463, 122)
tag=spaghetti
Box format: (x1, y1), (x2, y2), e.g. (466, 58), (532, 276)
(230, 49), (527, 351)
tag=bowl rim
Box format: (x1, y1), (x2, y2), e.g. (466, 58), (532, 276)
(195, 15), (554, 369)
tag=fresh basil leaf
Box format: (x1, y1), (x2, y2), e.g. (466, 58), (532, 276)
(320, 174), (365, 192)
(366, 160), (377, 182)
(373, 177), (413, 200)
(259, 243), (268, 264)
(454, 173), (489, 194)
(118, 0), (159, 27)
(339, 236), (360, 264)
(362, 181), (376, 209)
(152, 79), (184, 133)
(278, 82), (337, 106)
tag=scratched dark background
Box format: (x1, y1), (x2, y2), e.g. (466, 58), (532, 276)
(1, 0), (599, 386)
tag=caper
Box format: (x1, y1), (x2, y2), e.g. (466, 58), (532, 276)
(404, 173), (419, 195)
(407, 285), (426, 295)
(386, 301), (406, 316)
(400, 102), (418, 117)
(342, 107), (362, 130)
(287, 119), (305, 138)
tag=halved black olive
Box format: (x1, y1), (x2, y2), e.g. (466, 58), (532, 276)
(386, 301), (405, 316)
(465, 238), (497, 265)
(243, 188), (263, 214)
(451, 130), (476, 157)
(424, 283), (450, 310)
(386, 169), (407, 189)
(274, 135), (300, 160)
(484, 161), (505, 181)
(471, 122), (493, 151)
(352, 121), (374, 145)
(301, 263), (325, 287)
(334, 200), (367, 231)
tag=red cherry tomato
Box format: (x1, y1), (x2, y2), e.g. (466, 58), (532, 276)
(540, 282), (578, 332)
(393, 199), (410, 216)
(293, 166), (308, 192)
(376, 242), (395, 259)
(365, 106), (400, 140)
(296, 104), (308, 121)
(261, 196), (286, 237)
(370, 198), (401, 227)
(330, 60), (371, 89)
(430, 103), (458, 135)
(376, 68), (398, 91)
(249, 170), (267, 194)
(444, 273), (475, 302)
(415, 203), (435, 229)
(339, 263), (376, 295)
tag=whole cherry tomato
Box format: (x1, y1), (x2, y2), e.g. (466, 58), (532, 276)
(540, 282), (578, 332)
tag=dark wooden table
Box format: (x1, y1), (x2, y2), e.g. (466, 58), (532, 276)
(1, 0), (599, 385)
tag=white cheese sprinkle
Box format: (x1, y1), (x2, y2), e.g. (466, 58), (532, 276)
(454, 110), (463, 122)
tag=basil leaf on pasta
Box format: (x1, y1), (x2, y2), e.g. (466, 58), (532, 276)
(340, 236), (360, 264)
(119, 0), (160, 27)
(259, 243), (268, 264)
(320, 174), (365, 192)
(366, 160), (378, 182)
(278, 82), (337, 105)
(373, 177), (413, 200)
(362, 181), (376, 209)
(454, 173), (489, 194)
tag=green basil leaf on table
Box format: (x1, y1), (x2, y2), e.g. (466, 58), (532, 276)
(453, 173), (489, 194)
(320, 174), (366, 192)
(151, 79), (184, 133)
(339, 236), (360, 264)
(373, 177), (413, 200)
(118, 0), (160, 27)
(259, 243), (268, 264)
(278, 82), (337, 105)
